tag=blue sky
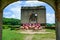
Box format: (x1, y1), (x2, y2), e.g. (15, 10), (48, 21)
(3, 1), (55, 24)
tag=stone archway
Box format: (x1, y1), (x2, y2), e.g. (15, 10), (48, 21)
(1, 0), (60, 40)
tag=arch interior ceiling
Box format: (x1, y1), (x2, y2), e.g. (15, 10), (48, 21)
(1, 0), (55, 10)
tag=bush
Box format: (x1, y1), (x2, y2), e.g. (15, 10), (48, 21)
(45, 27), (55, 30)
(2, 25), (20, 30)
(2, 25), (11, 29)
(10, 25), (20, 30)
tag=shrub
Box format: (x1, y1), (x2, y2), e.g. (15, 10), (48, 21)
(10, 25), (20, 30)
(2, 25), (11, 29)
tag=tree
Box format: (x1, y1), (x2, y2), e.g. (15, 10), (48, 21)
(3, 17), (21, 25)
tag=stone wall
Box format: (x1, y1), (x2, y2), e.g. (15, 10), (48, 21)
(21, 6), (46, 24)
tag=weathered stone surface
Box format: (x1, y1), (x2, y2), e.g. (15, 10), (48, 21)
(56, 1), (60, 22)
(56, 0), (60, 40)
(21, 6), (46, 24)
(38, 0), (56, 10)
(1, 0), (18, 10)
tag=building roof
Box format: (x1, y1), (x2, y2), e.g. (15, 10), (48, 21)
(21, 6), (46, 10)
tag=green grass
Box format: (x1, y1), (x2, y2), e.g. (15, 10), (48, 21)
(2, 29), (28, 40)
(2, 29), (56, 40)
(32, 33), (56, 40)
(45, 29), (56, 32)
(32, 29), (56, 40)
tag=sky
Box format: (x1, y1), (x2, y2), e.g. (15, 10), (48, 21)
(3, 1), (55, 24)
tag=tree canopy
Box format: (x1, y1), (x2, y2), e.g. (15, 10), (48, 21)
(3, 18), (21, 25)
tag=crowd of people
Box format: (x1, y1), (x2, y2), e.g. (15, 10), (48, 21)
(22, 23), (42, 30)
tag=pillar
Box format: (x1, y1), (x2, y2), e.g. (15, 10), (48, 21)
(0, 9), (2, 40)
(0, 0), (3, 39)
(56, 0), (60, 40)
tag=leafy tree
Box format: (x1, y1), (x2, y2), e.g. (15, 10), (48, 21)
(3, 17), (21, 25)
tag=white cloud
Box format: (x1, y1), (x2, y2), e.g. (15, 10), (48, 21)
(3, 6), (21, 19)
(46, 13), (55, 24)
(9, 6), (21, 19)
(20, 1), (45, 7)
(3, 12), (15, 18)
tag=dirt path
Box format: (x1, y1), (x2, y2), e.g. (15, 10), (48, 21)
(19, 30), (51, 34)
(24, 35), (34, 40)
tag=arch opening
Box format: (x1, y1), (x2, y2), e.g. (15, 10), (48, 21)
(3, 1), (55, 24)
(3, 1), (56, 40)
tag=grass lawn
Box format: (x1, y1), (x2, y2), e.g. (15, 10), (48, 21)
(32, 29), (56, 40)
(2, 29), (28, 40)
(32, 33), (56, 40)
(2, 29), (56, 40)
